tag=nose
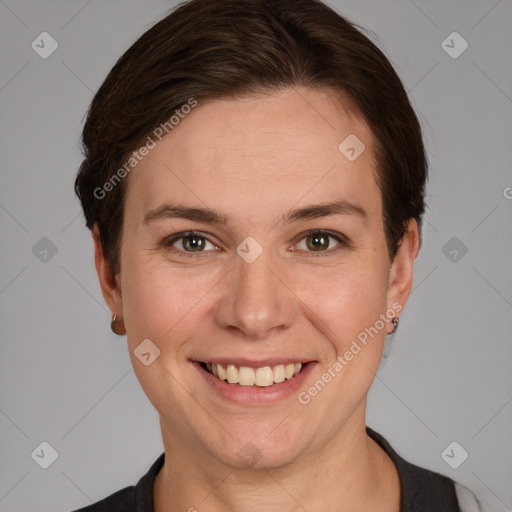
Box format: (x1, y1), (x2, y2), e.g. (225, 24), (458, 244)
(213, 247), (296, 339)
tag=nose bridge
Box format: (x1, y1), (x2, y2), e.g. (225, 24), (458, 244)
(215, 242), (294, 338)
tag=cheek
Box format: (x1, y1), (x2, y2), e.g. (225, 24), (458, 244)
(296, 258), (389, 354)
(120, 260), (216, 411)
(290, 261), (391, 425)
(120, 254), (218, 355)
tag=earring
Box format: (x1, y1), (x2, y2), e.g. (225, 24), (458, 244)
(389, 317), (399, 334)
(110, 314), (126, 336)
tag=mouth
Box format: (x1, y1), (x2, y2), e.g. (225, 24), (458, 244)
(198, 361), (307, 387)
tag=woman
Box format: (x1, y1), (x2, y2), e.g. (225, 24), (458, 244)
(72, 0), (483, 510)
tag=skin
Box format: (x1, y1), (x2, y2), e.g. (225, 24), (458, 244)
(93, 87), (420, 512)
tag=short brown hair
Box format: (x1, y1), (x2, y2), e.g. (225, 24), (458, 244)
(75, 0), (428, 274)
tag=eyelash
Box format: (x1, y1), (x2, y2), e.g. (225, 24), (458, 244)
(161, 229), (349, 258)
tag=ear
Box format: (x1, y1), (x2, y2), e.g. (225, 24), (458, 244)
(92, 224), (123, 317)
(386, 218), (420, 327)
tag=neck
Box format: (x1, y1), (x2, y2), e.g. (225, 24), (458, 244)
(154, 406), (400, 512)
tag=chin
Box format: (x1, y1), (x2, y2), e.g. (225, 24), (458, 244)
(201, 424), (309, 471)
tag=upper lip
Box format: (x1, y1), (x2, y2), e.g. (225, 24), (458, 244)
(193, 358), (314, 367)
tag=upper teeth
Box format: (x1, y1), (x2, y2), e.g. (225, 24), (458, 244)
(206, 363), (302, 386)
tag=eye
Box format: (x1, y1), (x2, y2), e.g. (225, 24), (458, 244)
(163, 231), (218, 254)
(295, 230), (346, 253)
(161, 229), (348, 258)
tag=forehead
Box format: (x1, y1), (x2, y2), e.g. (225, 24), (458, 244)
(124, 87), (381, 225)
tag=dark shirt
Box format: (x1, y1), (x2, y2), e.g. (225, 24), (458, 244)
(71, 427), (475, 512)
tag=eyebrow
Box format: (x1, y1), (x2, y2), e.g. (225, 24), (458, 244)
(283, 201), (367, 224)
(143, 200), (368, 226)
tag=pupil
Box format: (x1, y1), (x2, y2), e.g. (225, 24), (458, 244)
(309, 233), (328, 251)
(185, 235), (204, 251)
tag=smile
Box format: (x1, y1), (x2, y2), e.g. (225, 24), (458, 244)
(200, 362), (304, 387)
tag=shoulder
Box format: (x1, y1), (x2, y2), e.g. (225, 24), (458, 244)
(69, 452), (165, 512)
(366, 426), (484, 512)
(396, 454), (462, 511)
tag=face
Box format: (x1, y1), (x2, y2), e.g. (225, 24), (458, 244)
(95, 87), (419, 470)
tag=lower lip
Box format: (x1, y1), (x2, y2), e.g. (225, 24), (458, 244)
(193, 361), (316, 405)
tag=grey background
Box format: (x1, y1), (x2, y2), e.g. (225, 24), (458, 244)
(0, 0), (511, 510)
